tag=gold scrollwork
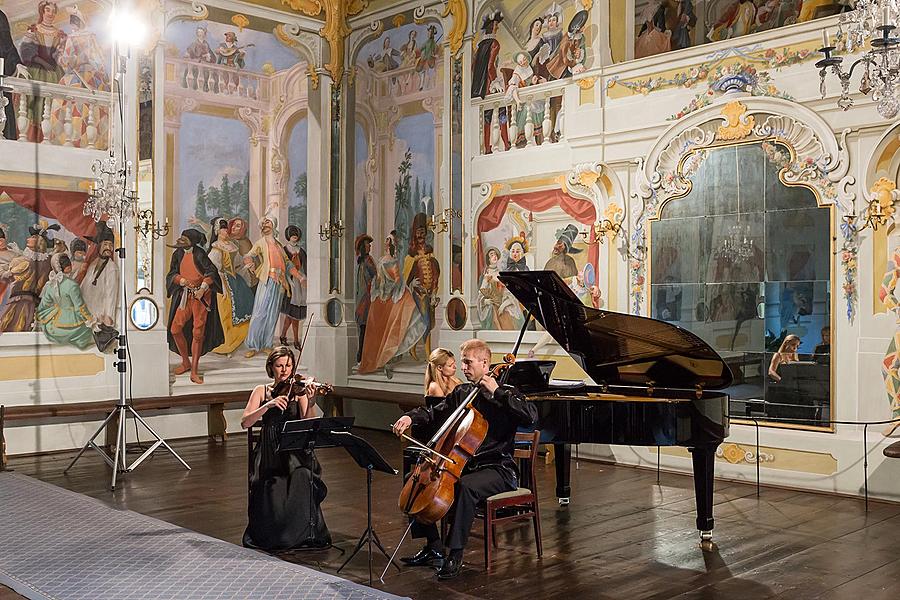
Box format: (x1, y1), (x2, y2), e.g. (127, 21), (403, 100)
(282, 0), (367, 83)
(576, 76), (596, 90)
(716, 101), (754, 141)
(307, 63), (320, 89)
(716, 442), (775, 465)
(441, 0), (468, 57)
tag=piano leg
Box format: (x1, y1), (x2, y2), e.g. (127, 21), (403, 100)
(554, 443), (571, 504)
(689, 444), (718, 549)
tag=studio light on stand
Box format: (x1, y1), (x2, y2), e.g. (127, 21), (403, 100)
(64, 5), (189, 489)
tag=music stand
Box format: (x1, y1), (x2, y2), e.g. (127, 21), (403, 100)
(280, 418), (400, 585)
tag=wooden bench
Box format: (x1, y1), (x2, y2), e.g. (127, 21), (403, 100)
(0, 386), (425, 469)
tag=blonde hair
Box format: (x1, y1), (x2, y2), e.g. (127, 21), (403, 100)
(424, 348), (461, 395)
(777, 334), (801, 356)
(460, 338), (492, 361)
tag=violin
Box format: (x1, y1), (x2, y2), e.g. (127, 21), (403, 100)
(272, 372), (334, 400)
(397, 354), (515, 525)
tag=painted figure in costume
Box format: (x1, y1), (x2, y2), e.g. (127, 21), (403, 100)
(207, 218), (253, 355)
(635, 1), (671, 59)
(228, 217), (256, 288)
(708, 0), (757, 41)
(400, 30), (419, 68)
(546, 10), (588, 79)
(278, 225), (307, 349)
(0, 221), (56, 333)
(504, 52), (539, 106)
(0, 227), (22, 300)
(416, 25), (440, 90)
(404, 213), (440, 359)
(380, 36), (401, 72)
(69, 238), (88, 281)
(49, 6), (109, 148)
(215, 32), (250, 69)
(243, 217), (302, 358)
(478, 246), (522, 330)
(1, 9), (29, 140)
(185, 26), (214, 62)
(544, 224), (581, 280)
(472, 11), (509, 153)
(354, 234), (376, 365)
(358, 231), (426, 374)
(80, 222), (118, 328)
(668, 0), (697, 50)
(542, 6), (564, 57)
(879, 247), (900, 436)
(19, 1), (66, 141)
(167, 228), (223, 384)
(504, 234), (530, 271)
(36, 253), (94, 349)
(524, 17), (552, 81)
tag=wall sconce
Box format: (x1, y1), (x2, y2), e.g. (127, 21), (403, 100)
(319, 219), (344, 241)
(849, 177), (900, 232)
(426, 208), (462, 234)
(580, 203), (624, 244)
(133, 209), (169, 239)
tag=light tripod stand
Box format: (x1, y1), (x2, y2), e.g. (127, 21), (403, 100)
(63, 38), (189, 489)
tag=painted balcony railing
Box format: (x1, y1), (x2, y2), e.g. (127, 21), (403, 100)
(472, 79), (566, 155)
(3, 78), (111, 150)
(166, 57), (270, 108)
(358, 62), (439, 105)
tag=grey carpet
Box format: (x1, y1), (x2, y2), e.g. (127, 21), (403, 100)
(0, 472), (408, 600)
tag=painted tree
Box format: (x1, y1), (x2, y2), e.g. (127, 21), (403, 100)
(194, 181), (209, 224)
(393, 149), (413, 257)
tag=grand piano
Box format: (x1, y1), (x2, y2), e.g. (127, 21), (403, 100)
(498, 271), (732, 543)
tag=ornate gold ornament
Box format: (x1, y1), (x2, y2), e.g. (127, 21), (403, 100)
(281, 0), (368, 83)
(576, 76), (596, 90)
(716, 101), (755, 141)
(392, 14), (406, 28)
(716, 442), (775, 465)
(231, 14), (249, 32)
(441, 0), (468, 57)
(576, 170), (599, 188)
(307, 63), (320, 89)
(854, 177), (900, 232)
(581, 0), (593, 9)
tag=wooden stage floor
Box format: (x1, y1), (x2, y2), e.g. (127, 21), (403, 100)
(5, 429), (900, 600)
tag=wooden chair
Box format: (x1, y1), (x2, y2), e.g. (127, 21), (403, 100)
(477, 429), (543, 571)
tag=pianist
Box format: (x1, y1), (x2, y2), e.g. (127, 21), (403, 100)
(768, 334), (800, 383)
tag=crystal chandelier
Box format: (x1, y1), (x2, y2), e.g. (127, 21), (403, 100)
(714, 223), (755, 264)
(817, 1), (900, 118)
(83, 153), (138, 224)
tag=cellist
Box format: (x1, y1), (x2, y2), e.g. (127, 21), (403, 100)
(391, 338), (537, 579)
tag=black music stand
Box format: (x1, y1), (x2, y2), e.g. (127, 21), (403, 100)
(280, 418), (399, 585)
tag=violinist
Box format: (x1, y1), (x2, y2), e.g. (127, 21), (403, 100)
(241, 346), (332, 551)
(391, 339), (537, 579)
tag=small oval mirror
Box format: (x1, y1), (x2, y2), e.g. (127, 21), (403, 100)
(325, 297), (343, 327)
(130, 297), (159, 331)
(446, 297), (467, 330)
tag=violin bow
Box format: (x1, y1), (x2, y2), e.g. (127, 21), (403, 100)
(295, 313), (314, 364)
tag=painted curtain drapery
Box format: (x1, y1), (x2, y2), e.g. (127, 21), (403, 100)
(476, 188), (598, 275)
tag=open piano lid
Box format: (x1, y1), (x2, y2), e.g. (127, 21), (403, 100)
(498, 270), (733, 391)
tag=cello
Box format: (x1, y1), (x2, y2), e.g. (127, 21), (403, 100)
(396, 353), (516, 525)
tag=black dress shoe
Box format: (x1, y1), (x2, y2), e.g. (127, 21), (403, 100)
(436, 555), (462, 579)
(400, 546), (444, 567)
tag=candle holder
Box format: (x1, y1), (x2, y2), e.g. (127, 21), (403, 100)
(134, 209), (170, 239)
(426, 208), (462, 234)
(319, 219), (345, 241)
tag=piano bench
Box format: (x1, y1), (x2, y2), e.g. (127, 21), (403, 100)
(884, 440), (900, 459)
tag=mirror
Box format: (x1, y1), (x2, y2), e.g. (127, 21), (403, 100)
(130, 297), (159, 331)
(450, 56), (464, 292)
(325, 297), (343, 327)
(447, 297), (467, 330)
(650, 142), (832, 429)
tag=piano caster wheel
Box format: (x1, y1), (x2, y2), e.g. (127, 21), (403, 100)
(698, 531), (716, 552)
(558, 497), (570, 506)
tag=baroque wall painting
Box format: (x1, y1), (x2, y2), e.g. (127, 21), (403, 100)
(475, 187), (600, 330)
(3, 1), (112, 147)
(634, 0), (851, 59)
(352, 20), (444, 377)
(163, 10), (310, 385)
(0, 177), (118, 352)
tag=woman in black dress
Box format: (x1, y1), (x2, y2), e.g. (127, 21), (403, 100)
(241, 346), (331, 551)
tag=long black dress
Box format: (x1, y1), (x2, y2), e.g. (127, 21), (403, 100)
(243, 386), (331, 551)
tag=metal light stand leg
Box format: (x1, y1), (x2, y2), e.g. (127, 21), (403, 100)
(64, 215), (189, 488)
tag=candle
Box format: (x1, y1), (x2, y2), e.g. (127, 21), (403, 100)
(822, 28), (829, 48)
(885, 4), (892, 26)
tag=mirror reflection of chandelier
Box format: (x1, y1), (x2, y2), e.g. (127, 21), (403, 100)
(817, 1), (900, 118)
(714, 149), (754, 265)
